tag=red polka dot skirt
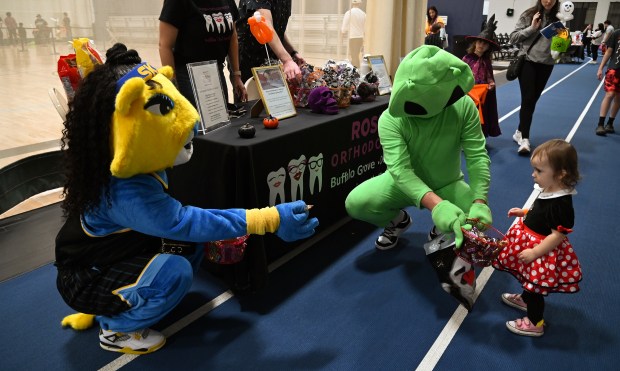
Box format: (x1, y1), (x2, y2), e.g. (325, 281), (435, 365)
(492, 220), (582, 295)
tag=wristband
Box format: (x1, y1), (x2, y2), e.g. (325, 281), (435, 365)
(232, 71), (242, 76)
(290, 50), (298, 57)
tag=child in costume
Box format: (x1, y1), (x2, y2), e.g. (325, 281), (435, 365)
(493, 139), (582, 337)
(463, 15), (501, 137)
(345, 45), (492, 310)
(55, 43), (318, 354)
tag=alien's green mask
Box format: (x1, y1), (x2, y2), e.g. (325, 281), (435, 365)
(388, 45), (475, 119)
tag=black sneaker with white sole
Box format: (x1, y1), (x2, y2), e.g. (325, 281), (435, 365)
(375, 210), (412, 250)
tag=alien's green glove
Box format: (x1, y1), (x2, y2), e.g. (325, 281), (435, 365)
(431, 200), (467, 248)
(468, 202), (492, 229)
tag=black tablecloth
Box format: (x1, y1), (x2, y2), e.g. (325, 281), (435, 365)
(168, 96), (389, 292)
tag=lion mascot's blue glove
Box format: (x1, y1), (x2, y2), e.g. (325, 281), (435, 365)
(245, 200), (318, 242)
(275, 201), (319, 242)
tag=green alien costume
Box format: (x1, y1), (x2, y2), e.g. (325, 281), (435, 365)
(345, 46), (492, 310)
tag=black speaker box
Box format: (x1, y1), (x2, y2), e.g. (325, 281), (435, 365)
(506, 8), (514, 16)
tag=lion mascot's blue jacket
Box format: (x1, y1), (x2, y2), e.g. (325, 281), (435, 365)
(55, 43), (318, 352)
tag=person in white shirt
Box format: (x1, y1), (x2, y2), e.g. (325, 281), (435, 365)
(341, 0), (366, 67)
(589, 23), (604, 64)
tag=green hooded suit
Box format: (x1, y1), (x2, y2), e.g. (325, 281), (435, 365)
(345, 46), (492, 310)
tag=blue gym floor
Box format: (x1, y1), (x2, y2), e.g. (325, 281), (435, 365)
(1, 59), (619, 370)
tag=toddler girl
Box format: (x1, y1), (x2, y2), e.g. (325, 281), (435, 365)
(493, 139), (582, 336)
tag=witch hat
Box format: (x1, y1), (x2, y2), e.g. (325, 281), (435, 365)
(466, 14), (500, 50)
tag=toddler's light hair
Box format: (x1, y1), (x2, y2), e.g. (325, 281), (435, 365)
(531, 139), (580, 189)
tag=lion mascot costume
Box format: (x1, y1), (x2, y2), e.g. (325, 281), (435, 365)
(55, 43), (318, 354)
(345, 45), (492, 310)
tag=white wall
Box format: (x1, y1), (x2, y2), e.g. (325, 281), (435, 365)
(1, 0), (95, 29)
(488, 0), (613, 35)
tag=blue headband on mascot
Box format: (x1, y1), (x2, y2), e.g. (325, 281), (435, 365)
(115, 62), (158, 93)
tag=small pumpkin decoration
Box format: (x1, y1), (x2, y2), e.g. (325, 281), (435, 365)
(238, 123), (256, 138)
(263, 114), (279, 129)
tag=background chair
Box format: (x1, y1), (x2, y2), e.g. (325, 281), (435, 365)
(244, 77), (261, 100)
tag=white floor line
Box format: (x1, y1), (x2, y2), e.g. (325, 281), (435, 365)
(100, 218), (351, 370)
(498, 60), (593, 124)
(416, 64), (602, 371)
(566, 78), (604, 142)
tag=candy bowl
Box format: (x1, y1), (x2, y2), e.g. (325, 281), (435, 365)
(457, 221), (507, 267)
(204, 235), (249, 264)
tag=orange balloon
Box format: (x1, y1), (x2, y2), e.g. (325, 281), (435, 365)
(248, 12), (273, 44)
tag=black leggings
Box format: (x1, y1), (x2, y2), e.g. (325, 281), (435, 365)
(517, 60), (554, 139)
(522, 290), (545, 324)
(591, 44), (600, 61)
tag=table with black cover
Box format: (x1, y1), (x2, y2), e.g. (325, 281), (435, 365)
(168, 96), (389, 292)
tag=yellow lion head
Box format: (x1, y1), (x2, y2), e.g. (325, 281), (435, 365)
(110, 64), (200, 178)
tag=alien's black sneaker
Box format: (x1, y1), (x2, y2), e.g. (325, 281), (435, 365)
(375, 210), (412, 250)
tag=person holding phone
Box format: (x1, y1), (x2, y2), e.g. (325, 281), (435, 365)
(509, 0), (559, 155)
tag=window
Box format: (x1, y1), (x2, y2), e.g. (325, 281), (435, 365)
(569, 2), (598, 31)
(608, 2), (620, 29)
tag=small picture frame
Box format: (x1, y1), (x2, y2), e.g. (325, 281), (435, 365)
(366, 55), (392, 95)
(187, 61), (230, 134)
(251, 65), (296, 120)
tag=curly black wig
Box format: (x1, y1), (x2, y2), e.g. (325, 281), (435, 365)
(61, 43), (141, 216)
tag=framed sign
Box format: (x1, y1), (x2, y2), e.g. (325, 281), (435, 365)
(251, 65), (296, 120)
(187, 61), (230, 134)
(366, 55), (392, 95)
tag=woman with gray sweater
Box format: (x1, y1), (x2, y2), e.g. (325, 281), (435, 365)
(509, 0), (559, 155)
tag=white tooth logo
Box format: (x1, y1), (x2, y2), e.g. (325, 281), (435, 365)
(308, 153), (323, 195)
(212, 12), (226, 33)
(287, 155), (306, 201)
(224, 12), (233, 31)
(267, 167), (286, 206)
(203, 14), (214, 32)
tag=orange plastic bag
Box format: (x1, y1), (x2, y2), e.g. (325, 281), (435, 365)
(468, 84), (489, 125)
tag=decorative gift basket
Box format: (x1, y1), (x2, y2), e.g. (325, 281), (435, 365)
(457, 220), (507, 267)
(329, 86), (355, 108)
(287, 63), (324, 108)
(321, 60), (359, 108)
(357, 71), (380, 102)
(286, 60), (361, 109)
(204, 235), (249, 264)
